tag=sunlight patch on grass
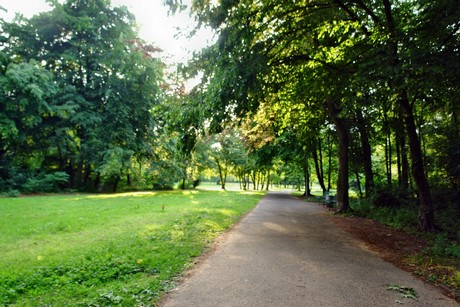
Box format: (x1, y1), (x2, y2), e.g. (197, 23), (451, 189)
(0, 190), (265, 305)
(86, 191), (159, 199)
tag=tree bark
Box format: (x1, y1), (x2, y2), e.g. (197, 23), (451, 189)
(312, 141), (327, 193)
(396, 114), (409, 192)
(400, 91), (435, 231)
(385, 131), (392, 188)
(327, 133), (333, 192)
(355, 109), (374, 196)
(303, 158), (311, 197)
(328, 100), (350, 212)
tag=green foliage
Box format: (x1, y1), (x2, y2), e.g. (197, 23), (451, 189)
(0, 190), (264, 305)
(350, 195), (419, 232)
(22, 172), (69, 194)
(431, 234), (460, 260)
(0, 0), (164, 193)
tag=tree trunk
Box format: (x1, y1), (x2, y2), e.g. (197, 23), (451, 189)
(400, 90), (435, 231)
(266, 169), (270, 191)
(127, 170), (131, 186)
(303, 159), (311, 197)
(328, 101), (350, 212)
(385, 131), (392, 188)
(312, 142), (326, 193)
(356, 109), (374, 196)
(112, 175), (120, 193)
(396, 114), (409, 192)
(327, 133), (333, 192)
(216, 158), (226, 190)
(355, 169), (363, 199)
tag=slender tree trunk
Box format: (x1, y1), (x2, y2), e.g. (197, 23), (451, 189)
(396, 114), (409, 192)
(260, 170), (265, 190)
(216, 158), (226, 190)
(356, 109), (374, 196)
(223, 163), (228, 189)
(355, 169), (363, 199)
(93, 172), (101, 191)
(127, 170), (131, 186)
(312, 143), (326, 193)
(385, 132), (392, 188)
(113, 175), (120, 193)
(328, 101), (350, 212)
(303, 159), (311, 197)
(266, 169), (270, 191)
(327, 133), (333, 192)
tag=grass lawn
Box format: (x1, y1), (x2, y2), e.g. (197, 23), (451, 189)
(0, 189), (265, 306)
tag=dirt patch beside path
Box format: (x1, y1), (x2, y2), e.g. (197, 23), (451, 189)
(324, 214), (460, 303)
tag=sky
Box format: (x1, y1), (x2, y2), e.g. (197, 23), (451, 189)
(0, 0), (214, 65)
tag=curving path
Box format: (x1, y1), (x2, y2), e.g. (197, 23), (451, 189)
(160, 192), (457, 307)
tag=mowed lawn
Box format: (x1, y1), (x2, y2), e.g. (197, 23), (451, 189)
(0, 190), (265, 306)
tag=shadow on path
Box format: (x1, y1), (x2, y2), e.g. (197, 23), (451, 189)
(161, 192), (456, 307)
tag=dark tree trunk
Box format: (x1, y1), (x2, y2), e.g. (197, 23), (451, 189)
(327, 134), (333, 192)
(385, 132), (392, 188)
(113, 175), (120, 193)
(312, 141), (326, 193)
(328, 101), (350, 212)
(356, 109), (374, 196)
(396, 114), (409, 192)
(400, 91), (435, 231)
(127, 170), (132, 186)
(215, 158), (226, 190)
(266, 169), (270, 191)
(93, 172), (101, 191)
(260, 170), (265, 190)
(302, 158), (312, 197)
(355, 169), (363, 199)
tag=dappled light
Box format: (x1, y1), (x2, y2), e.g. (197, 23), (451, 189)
(86, 191), (158, 199)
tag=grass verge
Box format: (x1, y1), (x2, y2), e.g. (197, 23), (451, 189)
(0, 190), (264, 305)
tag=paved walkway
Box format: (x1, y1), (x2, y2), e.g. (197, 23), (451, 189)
(161, 192), (457, 306)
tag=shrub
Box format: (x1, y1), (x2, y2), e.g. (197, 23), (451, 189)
(372, 190), (402, 208)
(22, 172), (69, 193)
(152, 183), (174, 191)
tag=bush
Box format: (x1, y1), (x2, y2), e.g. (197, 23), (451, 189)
(22, 172), (69, 193)
(372, 190), (402, 208)
(176, 180), (198, 190)
(431, 233), (460, 260)
(0, 189), (20, 197)
(152, 183), (174, 191)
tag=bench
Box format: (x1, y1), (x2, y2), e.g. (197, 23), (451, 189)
(323, 194), (336, 210)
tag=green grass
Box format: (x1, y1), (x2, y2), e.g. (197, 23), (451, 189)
(0, 190), (265, 306)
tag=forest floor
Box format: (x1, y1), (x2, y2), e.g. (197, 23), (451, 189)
(326, 214), (460, 303)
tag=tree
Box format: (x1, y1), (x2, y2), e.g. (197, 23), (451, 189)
(179, 0), (459, 228)
(1, 0), (164, 192)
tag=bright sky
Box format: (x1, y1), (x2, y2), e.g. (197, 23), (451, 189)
(0, 0), (214, 65)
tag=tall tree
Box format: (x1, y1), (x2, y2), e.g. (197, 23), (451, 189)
(1, 0), (164, 191)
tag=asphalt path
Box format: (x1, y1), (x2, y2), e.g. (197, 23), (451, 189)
(161, 192), (457, 306)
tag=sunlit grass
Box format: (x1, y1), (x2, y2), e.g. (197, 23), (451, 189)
(0, 190), (264, 305)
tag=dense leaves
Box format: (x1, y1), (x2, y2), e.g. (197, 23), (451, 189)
(184, 0), (459, 230)
(0, 0), (163, 192)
